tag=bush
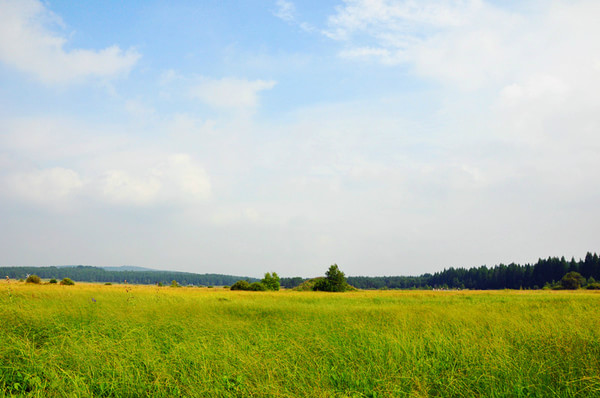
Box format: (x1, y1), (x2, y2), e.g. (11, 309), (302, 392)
(293, 278), (322, 291)
(170, 280), (180, 288)
(60, 278), (75, 286)
(230, 280), (268, 291)
(49, 278), (58, 284)
(25, 275), (41, 284)
(104, 282), (112, 285)
(230, 280), (251, 291)
(586, 282), (600, 290)
(249, 282), (267, 291)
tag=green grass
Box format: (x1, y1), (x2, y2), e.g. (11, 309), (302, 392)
(1, 283), (600, 397)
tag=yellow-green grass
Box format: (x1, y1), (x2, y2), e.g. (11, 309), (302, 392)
(1, 282), (600, 397)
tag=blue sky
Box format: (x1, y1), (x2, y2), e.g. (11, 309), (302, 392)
(1, 0), (599, 277)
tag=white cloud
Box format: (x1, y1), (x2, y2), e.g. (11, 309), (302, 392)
(0, 0), (140, 84)
(326, 0), (600, 93)
(190, 77), (276, 109)
(125, 100), (156, 120)
(168, 113), (216, 138)
(0, 117), (127, 162)
(325, 0), (474, 41)
(272, 0), (316, 32)
(273, 0), (296, 22)
(338, 46), (395, 63)
(3, 167), (83, 208)
(0, 115), (212, 209)
(99, 170), (161, 207)
(0, 153), (211, 210)
(97, 153), (212, 207)
(159, 69), (183, 86)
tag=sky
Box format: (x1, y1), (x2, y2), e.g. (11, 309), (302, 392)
(0, 0), (599, 278)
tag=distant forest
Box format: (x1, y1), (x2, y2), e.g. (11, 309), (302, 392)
(2, 252), (599, 290)
(284, 252), (600, 290)
(0, 266), (258, 286)
(343, 252), (600, 290)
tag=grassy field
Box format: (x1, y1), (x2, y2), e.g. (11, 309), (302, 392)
(1, 282), (599, 397)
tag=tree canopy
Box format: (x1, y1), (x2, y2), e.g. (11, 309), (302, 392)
(261, 272), (280, 291)
(313, 264), (352, 292)
(560, 272), (585, 290)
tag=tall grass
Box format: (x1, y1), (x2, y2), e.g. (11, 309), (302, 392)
(1, 283), (599, 397)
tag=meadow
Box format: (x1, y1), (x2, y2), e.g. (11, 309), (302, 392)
(1, 282), (599, 397)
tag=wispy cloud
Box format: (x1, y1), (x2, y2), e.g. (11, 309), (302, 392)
(273, 0), (296, 22)
(0, 0), (140, 84)
(272, 0), (317, 33)
(190, 77), (276, 109)
(324, 0), (600, 92)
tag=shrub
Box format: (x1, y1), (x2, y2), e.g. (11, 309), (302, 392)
(313, 278), (331, 291)
(104, 282), (112, 285)
(170, 280), (180, 288)
(249, 282), (267, 291)
(586, 283), (600, 290)
(25, 275), (41, 284)
(230, 280), (269, 291)
(293, 278), (322, 291)
(49, 278), (58, 284)
(230, 280), (251, 291)
(60, 278), (75, 286)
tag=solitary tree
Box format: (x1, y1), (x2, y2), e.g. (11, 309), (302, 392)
(314, 264), (349, 292)
(261, 272), (280, 291)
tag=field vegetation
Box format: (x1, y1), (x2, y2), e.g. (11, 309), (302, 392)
(1, 282), (600, 397)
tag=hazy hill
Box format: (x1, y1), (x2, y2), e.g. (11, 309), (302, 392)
(101, 266), (158, 272)
(0, 265), (257, 286)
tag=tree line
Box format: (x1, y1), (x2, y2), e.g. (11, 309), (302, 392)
(0, 265), (258, 286)
(3, 252), (599, 290)
(281, 252), (600, 290)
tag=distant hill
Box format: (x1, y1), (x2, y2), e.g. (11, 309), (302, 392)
(0, 265), (258, 286)
(52, 265), (158, 272)
(101, 266), (158, 272)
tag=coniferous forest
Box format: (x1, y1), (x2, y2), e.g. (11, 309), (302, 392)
(2, 252), (598, 290)
(344, 252), (600, 290)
